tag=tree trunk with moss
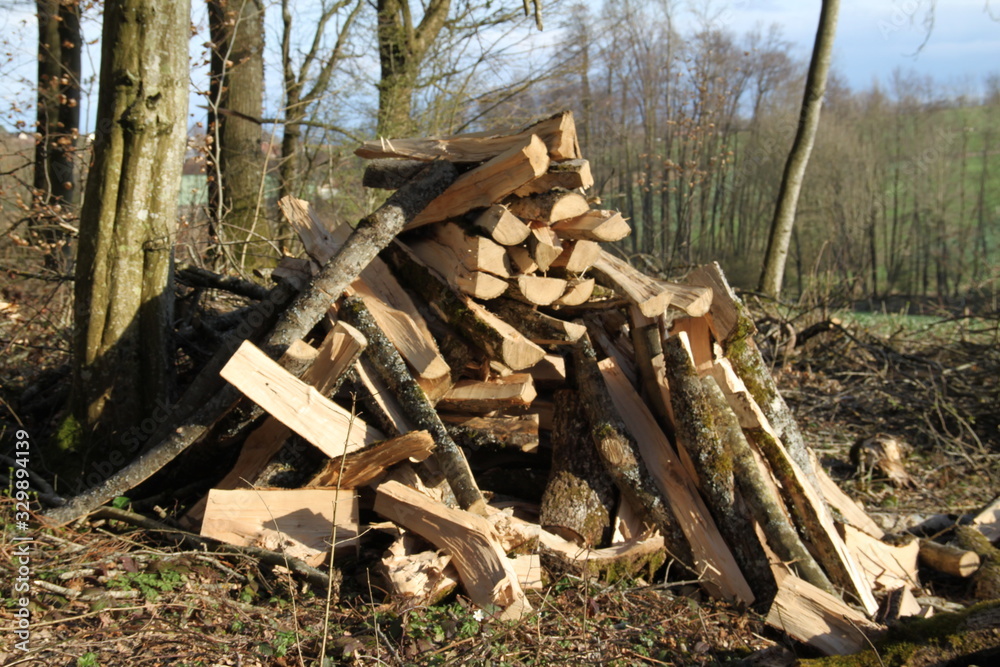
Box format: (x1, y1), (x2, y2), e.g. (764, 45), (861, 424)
(540, 389), (616, 547)
(207, 0), (270, 268)
(70, 0), (189, 462)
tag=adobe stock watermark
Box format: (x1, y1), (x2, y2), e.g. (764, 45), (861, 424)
(9, 428), (35, 653)
(877, 0), (926, 40)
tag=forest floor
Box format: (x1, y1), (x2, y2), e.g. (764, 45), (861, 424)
(1, 283), (998, 667)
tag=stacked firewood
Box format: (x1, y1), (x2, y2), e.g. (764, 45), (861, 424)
(184, 112), (992, 654)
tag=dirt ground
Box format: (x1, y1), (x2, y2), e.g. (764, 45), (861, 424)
(2, 280), (998, 666)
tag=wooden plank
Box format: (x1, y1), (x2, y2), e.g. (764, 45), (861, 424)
(814, 463), (886, 539)
(355, 110), (580, 162)
(184, 324), (368, 525)
(437, 374), (537, 413)
(220, 340), (383, 457)
(308, 430), (435, 489)
(512, 158), (594, 197)
(201, 488), (359, 565)
(766, 569), (881, 656)
(592, 251), (672, 318)
(408, 135), (550, 228)
(599, 357), (755, 605)
(473, 204), (531, 246)
(551, 209), (631, 242)
(374, 480), (531, 620)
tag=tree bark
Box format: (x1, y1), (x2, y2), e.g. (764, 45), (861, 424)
(376, 0), (451, 137)
(71, 0), (189, 454)
(207, 0), (269, 267)
(32, 0), (81, 241)
(758, 0), (839, 297)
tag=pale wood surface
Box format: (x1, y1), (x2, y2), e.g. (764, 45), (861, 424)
(407, 237), (508, 299)
(374, 480), (531, 619)
(527, 223), (563, 272)
(554, 277), (596, 306)
(473, 204), (531, 245)
(552, 209), (631, 242)
(220, 341), (383, 457)
(549, 239), (601, 273)
(201, 488), (359, 565)
(512, 158), (594, 197)
(599, 357), (755, 605)
(842, 524), (920, 592)
(308, 430), (435, 489)
(430, 221), (512, 277)
(507, 190), (590, 224)
(408, 135), (550, 228)
(437, 374), (537, 413)
(510, 274), (569, 306)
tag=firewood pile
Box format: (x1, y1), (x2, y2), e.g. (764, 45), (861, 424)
(179, 112), (994, 655)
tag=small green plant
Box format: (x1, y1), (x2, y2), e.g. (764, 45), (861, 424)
(76, 653), (99, 667)
(110, 496), (130, 509)
(107, 567), (184, 600)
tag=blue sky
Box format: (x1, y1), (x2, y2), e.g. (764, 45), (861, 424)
(714, 0), (1000, 94)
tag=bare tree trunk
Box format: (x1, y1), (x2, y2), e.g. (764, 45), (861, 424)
(375, 0), (450, 137)
(32, 0), (81, 243)
(71, 0), (189, 458)
(758, 0), (839, 297)
(207, 0), (269, 269)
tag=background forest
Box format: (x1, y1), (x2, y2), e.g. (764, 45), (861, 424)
(3, 0), (997, 306)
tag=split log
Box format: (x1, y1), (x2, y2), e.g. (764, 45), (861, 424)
(539, 390), (616, 547)
(527, 223), (563, 271)
(374, 480), (531, 620)
(591, 251), (672, 318)
(512, 158), (594, 197)
(628, 306), (672, 432)
(184, 322), (367, 524)
(528, 353), (567, 387)
(553, 277), (596, 307)
(407, 238), (508, 299)
(355, 110), (580, 162)
(662, 334), (778, 605)
(570, 336), (694, 574)
(766, 569), (881, 656)
(508, 274), (569, 306)
(686, 261), (820, 487)
(201, 488), (359, 566)
(703, 370), (831, 598)
(487, 298), (586, 344)
(709, 357), (878, 613)
(551, 209), (631, 243)
(382, 241), (546, 371)
(813, 463), (886, 539)
(549, 239), (601, 274)
(340, 295), (487, 516)
(443, 413), (540, 453)
(506, 190), (590, 223)
(409, 135), (550, 228)
(597, 355), (755, 605)
(429, 221), (512, 277)
(220, 340), (383, 456)
(353, 359), (414, 435)
(507, 245), (538, 274)
(308, 430), (435, 489)
(436, 374), (537, 414)
(473, 204), (531, 246)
